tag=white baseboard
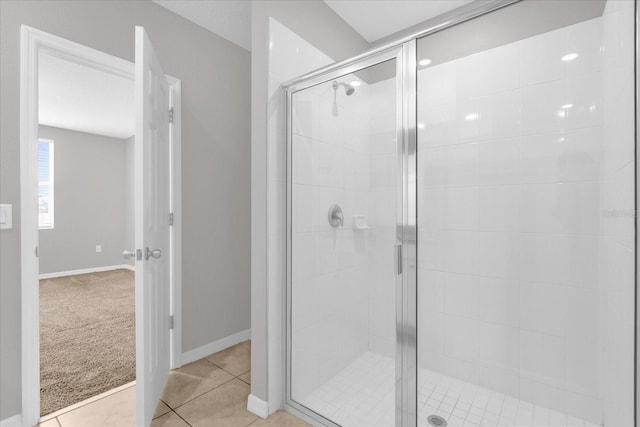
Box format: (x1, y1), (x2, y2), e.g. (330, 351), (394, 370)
(181, 328), (251, 366)
(39, 264), (134, 279)
(247, 394), (269, 419)
(0, 414), (22, 427)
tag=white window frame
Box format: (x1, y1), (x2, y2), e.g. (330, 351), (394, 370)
(38, 138), (54, 229)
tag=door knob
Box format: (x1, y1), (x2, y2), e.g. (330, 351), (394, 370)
(123, 250), (136, 260)
(145, 248), (162, 260)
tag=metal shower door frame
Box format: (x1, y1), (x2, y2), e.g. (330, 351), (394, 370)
(283, 41), (418, 427)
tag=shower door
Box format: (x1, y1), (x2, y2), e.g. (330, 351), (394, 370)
(285, 43), (417, 427)
(415, 1), (636, 427)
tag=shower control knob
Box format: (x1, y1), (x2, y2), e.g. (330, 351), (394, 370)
(328, 204), (344, 227)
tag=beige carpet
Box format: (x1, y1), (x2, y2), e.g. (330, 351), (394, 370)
(40, 269), (136, 416)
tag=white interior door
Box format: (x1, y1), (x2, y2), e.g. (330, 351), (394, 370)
(135, 26), (172, 427)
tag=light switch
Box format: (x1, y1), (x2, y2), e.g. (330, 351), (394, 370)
(0, 204), (12, 230)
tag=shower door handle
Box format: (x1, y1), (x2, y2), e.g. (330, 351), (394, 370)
(395, 244), (402, 275)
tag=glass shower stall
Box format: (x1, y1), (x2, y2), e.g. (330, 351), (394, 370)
(283, 1), (637, 426)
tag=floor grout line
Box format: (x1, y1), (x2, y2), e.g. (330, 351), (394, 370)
(199, 357), (240, 378)
(168, 376), (238, 411)
(170, 408), (193, 427)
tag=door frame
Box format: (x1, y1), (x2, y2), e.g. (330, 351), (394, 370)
(19, 25), (182, 426)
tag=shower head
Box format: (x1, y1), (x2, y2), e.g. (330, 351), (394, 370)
(332, 80), (355, 96)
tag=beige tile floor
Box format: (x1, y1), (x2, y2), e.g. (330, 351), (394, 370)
(38, 340), (310, 427)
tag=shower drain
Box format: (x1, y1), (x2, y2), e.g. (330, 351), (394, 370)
(427, 415), (448, 427)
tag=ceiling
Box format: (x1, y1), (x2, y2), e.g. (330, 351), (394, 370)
(323, 0), (475, 42)
(151, 0), (474, 51)
(39, 53), (135, 139)
(153, 0), (252, 51)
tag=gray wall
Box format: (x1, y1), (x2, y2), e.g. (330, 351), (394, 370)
(0, 0), (251, 420)
(250, 0), (369, 404)
(38, 126), (130, 274)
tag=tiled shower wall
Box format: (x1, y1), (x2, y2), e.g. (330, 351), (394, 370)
(414, 12), (635, 425)
(600, 1), (635, 425)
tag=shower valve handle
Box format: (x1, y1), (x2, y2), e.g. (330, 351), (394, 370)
(328, 204), (344, 227)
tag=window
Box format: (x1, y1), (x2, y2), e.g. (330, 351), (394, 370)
(38, 139), (54, 229)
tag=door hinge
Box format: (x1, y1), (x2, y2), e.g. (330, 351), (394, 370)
(169, 315), (174, 330)
(35, 246), (39, 258)
(169, 212), (174, 226)
(169, 107), (174, 123)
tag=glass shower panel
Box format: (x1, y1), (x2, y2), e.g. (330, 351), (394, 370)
(289, 59), (399, 426)
(416, 1), (635, 426)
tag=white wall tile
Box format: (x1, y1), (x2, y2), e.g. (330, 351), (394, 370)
(440, 230), (478, 275)
(566, 338), (600, 397)
(565, 287), (598, 341)
(520, 80), (566, 135)
(519, 127), (602, 184)
(477, 138), (520, 186)
(519, 282), (566, 337)
(565, 72), (602, 130)
(478, 186), (520, 232)
(293, 184), (313, 233)
(455, 97), (480, 142)
(519, 29), (565, 86)
(478, 90), (521, 141)
(446, 143), (479, 187)
(312, 141), (344, 188)
(477, 232), (520, 279)
(566, 392), (603, 426)
(520, 330), (566, 384)
(565, 18), (603, 77)
(292, 232), (315, 282)
(444, 186), (478, 231)
(477, 276), (519, 327)
(479, 322), (519, 369)
(292, 135), (313, 185)
(444, 315), (479, 362)
(419, 147), (447, 188)
(419, 269), (445, 313)
(421, 61), (457, 107)
(519, 234), (599, 288)
(519, 378), (566, 419)
(443, 272), (478, 318)
(520, 182), (601, 235)
(419, 102), (457, 149)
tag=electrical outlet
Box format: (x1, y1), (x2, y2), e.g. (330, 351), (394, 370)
(96, 245), (102, 253)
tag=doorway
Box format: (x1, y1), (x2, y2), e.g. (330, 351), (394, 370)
(20, 25), (182, 427)
(36, 51), (137, 416)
